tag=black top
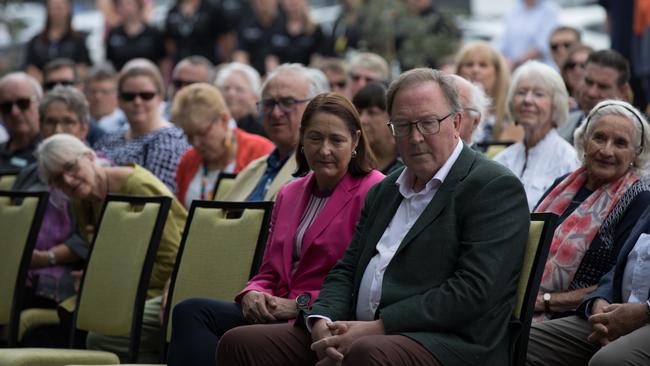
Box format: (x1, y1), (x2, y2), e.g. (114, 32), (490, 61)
(326, 13), (363, 57)
(0, 137), (41, 174)
(106, 24), (166, 71)
(270, 24), (326, 66)
(23, 32), (92, 70)
(236, 113), (267, 138)
(236, 6), (286, 75)
(164, 0), (233, 64)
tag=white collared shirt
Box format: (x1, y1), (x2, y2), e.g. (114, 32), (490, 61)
(354, 139), (464, 321)
(493, 129), (579, 211)
(622, 233), (650, 303)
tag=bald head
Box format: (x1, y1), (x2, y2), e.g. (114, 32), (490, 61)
(450, 74), (489, 144)
(0, 72), (43, 148)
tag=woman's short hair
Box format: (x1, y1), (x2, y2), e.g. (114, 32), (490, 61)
(39, 85), (89, 126)
(352, 82), (387, 112)
(117, 64), (164, 95)
(37, 133), (95, 181)
(506, 60), (569, 128)
(574, 99), (650, 174)
(171, 83), (230, 129)
(294, 93), (375, 177)
(215, 62), (262, 98)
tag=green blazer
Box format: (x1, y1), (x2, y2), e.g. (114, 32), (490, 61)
(309, 145), (530, 366)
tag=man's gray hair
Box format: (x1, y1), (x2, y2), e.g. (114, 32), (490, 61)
(574, 99), (650, 174)
(0, 72), (43, 99)
(261, 63), (329, 99)
(39, 85), (89, 126)
(215, 62), (262, 98)
(173, 55), (215, 83)
(386, 68), (462, 116)
(349, 52), (389, 81)
(506, 60), (569, 128)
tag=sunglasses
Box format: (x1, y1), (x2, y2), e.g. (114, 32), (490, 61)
(43, 80), (77, 91)
(119, 91), (157, 101)
(257, 97), (311, 115)
(0, 96), (37, 114)
(564, 61), (586, 70)
(330, 80), (347, 89)
(172, 79), (198, 90)
(550, 42), (574, 51)
(350, 73), (378, 83)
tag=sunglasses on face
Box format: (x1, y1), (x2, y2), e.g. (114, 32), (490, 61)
(43, 80), (77, 91)
(0, 96), (38, 114)
(119, 91), (157, 101)
(564, 61), (586, 71)
(550, 42), (574, 51)
(257, 97), (311, 115)
(330, 80), (347, 89)
(350, 73), (378, 83)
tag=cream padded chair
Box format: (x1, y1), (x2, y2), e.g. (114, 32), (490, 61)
(0, 195), (172, 365)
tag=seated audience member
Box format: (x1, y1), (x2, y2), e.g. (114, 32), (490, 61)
(85, 63), (128, 134)
(94, 64), (190, 193)
(214, 62), (267, 137)
(223, 63), (328, 202)
(164, 55), (214, 119)
(13, 86), (91, 314)
(0, 72), (42, 173)
(527, 203), (650, 366)
(166, 92), (384, 366)
(105, 0), (165, 71)
(560, 44), (593, 111)
(455, 41), (517, 143)
(217, 68), (530, 366)
(558, 49), (631, 144)
(352, 82), (402, 174)
(172, 83), (274, 209)
(494, 61), (580, 210)
(347, 52), (389, 98)
(37, 133), (187, 362)
(533, 100), (650, 322)
(317, 57), (349, 97)
(449, 74), (491, 146)
(549, 26), (581, 70)
(43, 58), (106, 147)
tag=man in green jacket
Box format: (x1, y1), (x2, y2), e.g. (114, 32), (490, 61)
(216, 68), (530, 366)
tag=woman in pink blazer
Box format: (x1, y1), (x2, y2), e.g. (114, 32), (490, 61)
(167, 93), (384, 366)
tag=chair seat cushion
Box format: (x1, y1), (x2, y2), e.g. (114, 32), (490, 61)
(0, 348), (119, 366)
(19, 308), (60, 341)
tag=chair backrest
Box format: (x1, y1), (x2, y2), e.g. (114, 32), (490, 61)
(0, 174), (18, 190)
(213, 173), (237, 201)
(162, 200), (273, 349)
(475, 141), (514, 159)
(511, 212), (558, 366)
(0, 190), (49, 346)
(73, 194), (171, 363)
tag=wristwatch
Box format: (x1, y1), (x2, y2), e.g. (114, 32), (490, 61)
(46, 249), (57, 265)
(296, 293), (311, 311)
(543, 293), (552, 313)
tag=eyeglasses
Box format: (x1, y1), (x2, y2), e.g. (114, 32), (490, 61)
(172, 79), (198, 90)
(330, 80), (347, 89)
(350, 73), (378, 83)
(185, 120), (217, 145)
(257, 97), (311, 115)
(119, 91), (157, 101)
(564, 61), (586, 70)
(43, 80), (78, 91)
(49, 156), (82, 187)
(388, 112), (456, 137)
(42, 116), (81, 131)
(0, 96), (38, 114)
(550, 42), (574, 51)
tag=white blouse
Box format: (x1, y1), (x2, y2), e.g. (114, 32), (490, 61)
(494, 129), (580, 211)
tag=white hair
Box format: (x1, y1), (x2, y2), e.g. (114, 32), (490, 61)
(574, 99), (650, 175)
(0, 72), (43, 99)
(37, 133), (95, 182)
(215, 62), (261, 98)
(261, 63), (330, 99)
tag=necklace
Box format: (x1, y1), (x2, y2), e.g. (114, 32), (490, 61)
(200, 165), (214, 200)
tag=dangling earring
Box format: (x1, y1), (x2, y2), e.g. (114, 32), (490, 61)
(351, 150), (357, 158)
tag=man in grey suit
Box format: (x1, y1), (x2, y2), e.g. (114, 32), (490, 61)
(527, 204), (650, 366)
(558, 50), (631, 144)
(216, 68), (530, 366)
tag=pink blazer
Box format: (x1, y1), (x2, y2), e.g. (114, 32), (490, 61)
(235, 170), (385, 306)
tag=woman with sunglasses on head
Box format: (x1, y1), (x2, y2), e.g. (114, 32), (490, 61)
(165, 93), (384, 366)
(172, 83), (274, 209)
(494, 61), (580, 211)
(94, 64), (190, 194)
(36, 133), (187, 361)
(531, 99), (650, 322)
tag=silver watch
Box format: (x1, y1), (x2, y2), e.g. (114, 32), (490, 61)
(46, 249), (56, 265)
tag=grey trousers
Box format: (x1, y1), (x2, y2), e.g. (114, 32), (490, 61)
(85, 296), (162, 363)
(526, 315), (650, 366)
